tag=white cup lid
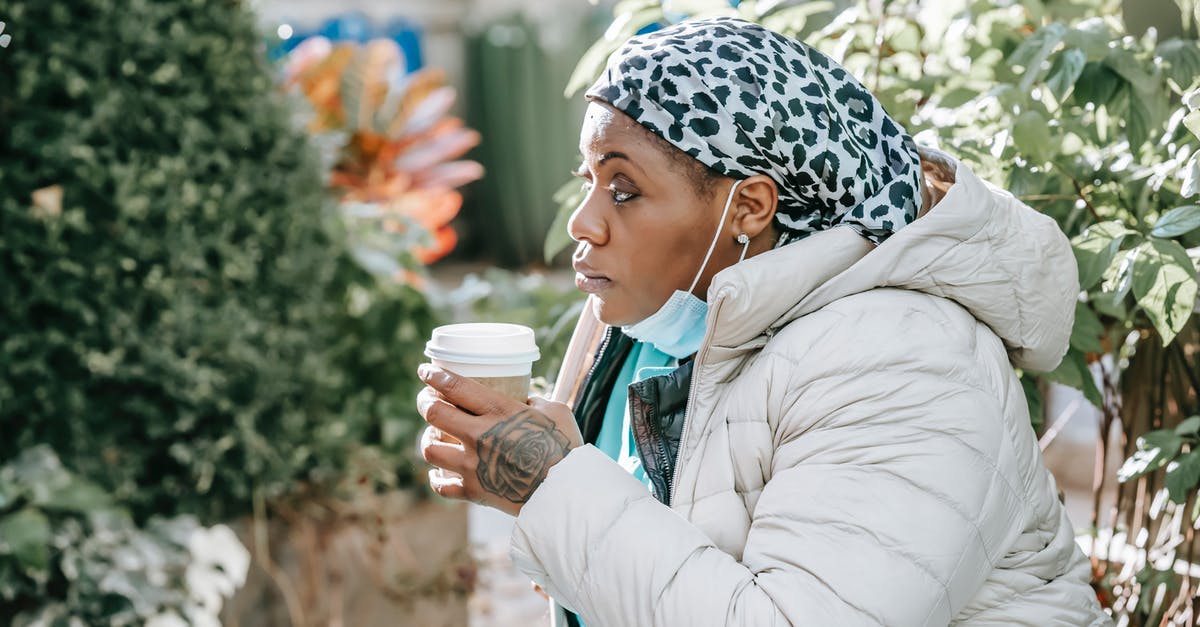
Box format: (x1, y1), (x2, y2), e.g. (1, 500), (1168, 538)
(424, 323), (540, 366)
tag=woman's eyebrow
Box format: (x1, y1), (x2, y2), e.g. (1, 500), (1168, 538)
(599, 151), (630, 165)
(574, 151), (638, 178)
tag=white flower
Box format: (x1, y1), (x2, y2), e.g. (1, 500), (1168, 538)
(185, 523), (251, 615)
(187, 523), (250, 588)
(184, 602), (224, 627)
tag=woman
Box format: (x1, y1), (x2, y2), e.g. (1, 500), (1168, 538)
(417, 16), (1110, 626)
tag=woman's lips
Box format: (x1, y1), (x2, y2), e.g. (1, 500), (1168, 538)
(574, 272), (613, 294)
(573, 259), (612, 293)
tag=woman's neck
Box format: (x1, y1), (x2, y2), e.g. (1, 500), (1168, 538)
(917, 147), (957, 216)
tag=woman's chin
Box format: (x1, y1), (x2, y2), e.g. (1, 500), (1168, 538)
(588, 297), (636, 328)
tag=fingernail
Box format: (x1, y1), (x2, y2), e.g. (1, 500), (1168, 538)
(418, 364), (431, 381)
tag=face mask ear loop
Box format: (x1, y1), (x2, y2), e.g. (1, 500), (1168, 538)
(688, 179), (743, 295)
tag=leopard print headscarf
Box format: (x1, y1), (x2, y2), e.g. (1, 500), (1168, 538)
(586, 16), (921, 245)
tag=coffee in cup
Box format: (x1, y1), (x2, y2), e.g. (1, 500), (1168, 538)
(424, 323), (541, 403)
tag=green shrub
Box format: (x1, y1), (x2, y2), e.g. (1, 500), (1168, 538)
(0, 0), (436, 525)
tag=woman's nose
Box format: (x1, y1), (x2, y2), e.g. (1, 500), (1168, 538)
(567, 193), (608, 247)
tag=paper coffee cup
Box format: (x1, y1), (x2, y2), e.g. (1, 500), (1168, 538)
(424, 323), (540, 402)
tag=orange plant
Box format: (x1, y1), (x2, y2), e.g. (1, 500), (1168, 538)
(285, 37), (483, 265)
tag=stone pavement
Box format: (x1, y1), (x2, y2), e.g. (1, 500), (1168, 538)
(469, 504), (551, 627)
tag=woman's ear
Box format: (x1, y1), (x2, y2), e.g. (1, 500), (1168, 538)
(732, 174), (778, 239)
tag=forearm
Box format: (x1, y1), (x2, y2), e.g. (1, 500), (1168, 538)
(508, 445), (790, 627)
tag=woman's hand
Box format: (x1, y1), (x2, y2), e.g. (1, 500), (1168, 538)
(416, 364), (583, 517)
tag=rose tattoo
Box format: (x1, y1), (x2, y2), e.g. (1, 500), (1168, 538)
(476, 408), (572, 503)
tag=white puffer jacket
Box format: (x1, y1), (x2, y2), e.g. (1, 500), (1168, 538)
(510, 160), (1111, 626)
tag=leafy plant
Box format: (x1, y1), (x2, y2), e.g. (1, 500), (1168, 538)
(1, 0), (455, 622)
(1, 0), (441, 536)
(285, 37), (484, 268)
(0, 447), (247, 626)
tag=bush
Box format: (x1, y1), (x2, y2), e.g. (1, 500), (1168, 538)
(0, 0), (436, 525)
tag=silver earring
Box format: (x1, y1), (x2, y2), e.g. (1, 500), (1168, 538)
(737, 233), (751, 262)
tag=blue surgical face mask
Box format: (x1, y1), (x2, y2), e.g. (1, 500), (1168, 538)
(622, 179), (746, 358)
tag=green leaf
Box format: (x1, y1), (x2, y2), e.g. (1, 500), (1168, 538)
(1178, 415), (1200, 435)
(37, 478), (112, 513)
(1040, 346), (1103, 408)
(1020, 373), (1045, 431)
(1107, 47), (1160, 93)
(1071, 62), (1123, 107)
(0, 508), (51, 572)
(1090, 286), (1129, 320)
(1046, 48), (1087, 103)
(1011, 110), (1057, 163)
(1135, 566), (1180, 614)
(1104, 246), (1138, 305)
(1070, 301), (1104, 353)
(1063, 18), (1115, 61)
(1182, 152), (1200, 198)
(1167, 449), (1200, 503)
(1128, 88), (1169, 149)
(1156, 38), (1200, 91)
(1009, 23), (1068, 92)
(1152, 205), (1200, 238)
(1185, 109), (1200, 141)
(1187, 88), (1200, 111)
(1130, 239), (1199, 345)
(1106, 48), (1169, 148)
(1072, 221), (1135, 289)
(1119, 429), (1184, 482)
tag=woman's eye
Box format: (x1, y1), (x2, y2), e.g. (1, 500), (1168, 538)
(610, 189), (637, 204)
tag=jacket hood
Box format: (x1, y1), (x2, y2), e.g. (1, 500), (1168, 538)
(706, 159), (1079, 372)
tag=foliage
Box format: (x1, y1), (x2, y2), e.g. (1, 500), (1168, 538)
(0, 0), (437, 530)
(0, 446), (247, 626)
(1118, 417), (1200, 503)
(557, 0), (1200, 622)
(285, 37), (484, 267)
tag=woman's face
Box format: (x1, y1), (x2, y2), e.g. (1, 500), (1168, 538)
(569, 101), (736, 327)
